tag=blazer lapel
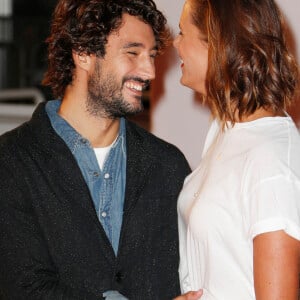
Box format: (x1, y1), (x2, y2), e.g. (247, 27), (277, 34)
(29, 104), (116, 264)
(123, 121), (155, 214)
(48, 141), (116, 263)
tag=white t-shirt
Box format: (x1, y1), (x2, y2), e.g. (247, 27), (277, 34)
(178, 116), (300, 299)
(94, 135), (118, 170)
(94, 145), (112, 170)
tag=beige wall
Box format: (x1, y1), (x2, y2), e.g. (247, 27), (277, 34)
(151, 0), (300, 169)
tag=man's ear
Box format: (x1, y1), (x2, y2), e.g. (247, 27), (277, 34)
(72, 51), (94, 71)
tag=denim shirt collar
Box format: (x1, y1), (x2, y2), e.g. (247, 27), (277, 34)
(45, 99), (126, 152)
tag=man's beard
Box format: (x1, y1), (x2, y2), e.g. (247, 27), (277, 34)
(86, 62), (147, 119)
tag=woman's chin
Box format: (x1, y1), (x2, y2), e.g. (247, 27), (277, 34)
(180, 79), (198, 92)
(183, 81), (207, 95)
(180, 78), (191, 89)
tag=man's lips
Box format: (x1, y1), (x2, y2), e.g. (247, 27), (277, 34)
(123, 77), (150, 94)
(124, 81), (143, 92)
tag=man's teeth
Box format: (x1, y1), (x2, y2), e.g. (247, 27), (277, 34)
(125, 82), (143, 91)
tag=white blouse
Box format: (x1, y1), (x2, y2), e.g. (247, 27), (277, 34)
(178, 116), (300, 299)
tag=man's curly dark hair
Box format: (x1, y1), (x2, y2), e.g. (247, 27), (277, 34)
(42, 0), (168, 98)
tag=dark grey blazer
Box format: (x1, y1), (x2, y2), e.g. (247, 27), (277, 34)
(0, 103), (191, 300)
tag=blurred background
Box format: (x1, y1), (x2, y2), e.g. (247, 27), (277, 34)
(0, 0), (299, 169)
(0, 0), (55, 95)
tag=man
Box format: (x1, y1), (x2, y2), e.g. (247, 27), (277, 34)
(0, 0), (191, 299)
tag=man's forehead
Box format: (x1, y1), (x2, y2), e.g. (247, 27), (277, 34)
(122, 42), (158, 51)
(108, 18), (157, 50)
(114, 14), (155, 36)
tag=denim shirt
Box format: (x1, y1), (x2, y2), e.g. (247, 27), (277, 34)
(46, 100), (127, 255)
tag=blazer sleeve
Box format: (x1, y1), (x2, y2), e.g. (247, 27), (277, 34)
(0, 162), (102, 300)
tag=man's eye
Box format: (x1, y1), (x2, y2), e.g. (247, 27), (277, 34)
(128, 51), (138, 56)
(150, 53), (157, 59)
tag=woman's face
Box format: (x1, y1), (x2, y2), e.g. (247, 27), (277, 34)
(173, 0), (208, 95)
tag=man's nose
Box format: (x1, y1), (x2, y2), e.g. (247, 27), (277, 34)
(138, 57), (155, 80)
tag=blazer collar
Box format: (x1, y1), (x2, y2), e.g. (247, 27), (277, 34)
(28, 103), (116, 263)
(123, 120), (156, 214)
(28, 104), (157, 261)
(30, 104), (157, 215)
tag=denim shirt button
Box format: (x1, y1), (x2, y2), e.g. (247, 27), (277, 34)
(101, 212), (107, 218)
(104, 173), (110, 179)
(93, 171), (99, 177)
(80, 138), (88, 144)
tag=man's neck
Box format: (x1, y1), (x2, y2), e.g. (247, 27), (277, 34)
(58, 95), (120, 148)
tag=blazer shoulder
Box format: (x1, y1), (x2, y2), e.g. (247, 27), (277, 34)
(0, 122), (30, 156)
(0, 103), (53, 162)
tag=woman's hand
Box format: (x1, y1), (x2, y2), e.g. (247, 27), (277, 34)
(173, 290), (203, 300)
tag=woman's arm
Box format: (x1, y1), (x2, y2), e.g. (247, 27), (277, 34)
(253, 230), (300, 300)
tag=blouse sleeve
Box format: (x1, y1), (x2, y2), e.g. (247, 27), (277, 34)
(247, 176), (300, 241)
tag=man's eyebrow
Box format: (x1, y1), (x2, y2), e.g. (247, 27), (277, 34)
(123, 42), (158, 51)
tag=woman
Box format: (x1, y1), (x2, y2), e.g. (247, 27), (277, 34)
(173, 0), (300, 299)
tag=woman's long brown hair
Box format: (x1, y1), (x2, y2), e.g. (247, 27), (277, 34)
(190, 0), (298, 125)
